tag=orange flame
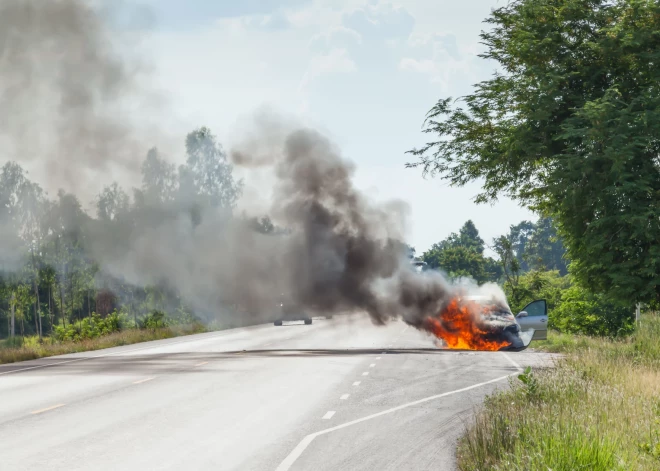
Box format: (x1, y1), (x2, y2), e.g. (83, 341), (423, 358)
(425, 298), (511, 351)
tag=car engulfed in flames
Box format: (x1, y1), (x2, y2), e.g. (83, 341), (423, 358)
(423, 295), (534, 352)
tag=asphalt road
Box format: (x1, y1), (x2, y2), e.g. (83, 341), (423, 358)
(0, 315), (556, 471)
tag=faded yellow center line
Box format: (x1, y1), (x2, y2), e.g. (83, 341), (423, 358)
(133, 377), (155, 384)
(31, 403), (65, 415)
(194, 361), (209, 367)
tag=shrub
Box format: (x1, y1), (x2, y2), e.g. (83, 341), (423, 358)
(141, 310), (168, 329)
(53, 310), (126, 342)
(551, 285), (635, 337)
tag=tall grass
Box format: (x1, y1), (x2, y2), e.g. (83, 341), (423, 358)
(0, 324), (207, 365)
(457, 315), (660, 471)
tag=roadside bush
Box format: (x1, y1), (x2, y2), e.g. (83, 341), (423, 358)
(141, 310), (169, 329)
(505, 269), (569, 313)
(551, 285), (635, 337)
(54, 311), (126, 342)
(458, 316), (660, 470)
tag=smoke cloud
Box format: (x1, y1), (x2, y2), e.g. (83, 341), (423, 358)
(0, 0), (162, 198)
(0, 0), (522, 349)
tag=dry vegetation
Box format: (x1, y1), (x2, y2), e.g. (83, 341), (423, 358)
(458, 315), (660, 471)
(0, 324), (207, 365)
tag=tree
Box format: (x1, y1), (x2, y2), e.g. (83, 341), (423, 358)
(506, 221), (535, 272)
(492, 235), (522, 303)
(525, 217), (568, 275)
(407, 0), (660, 306)
(181, 127), (243, 211)
(140, 148), (177, 205)
(422, 220), (499, 283)
(97, 183), (130, 222)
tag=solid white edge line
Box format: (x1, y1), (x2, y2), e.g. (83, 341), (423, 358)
(132, 377), (155, 385)
(31, 403), (65, 415)
(275, 370), (520, 471)
(501, 352), (523, 371)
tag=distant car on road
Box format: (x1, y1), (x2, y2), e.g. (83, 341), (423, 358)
(273, 294), (313, 326)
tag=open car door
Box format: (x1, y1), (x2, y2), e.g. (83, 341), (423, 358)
(515, 299), (548, 340)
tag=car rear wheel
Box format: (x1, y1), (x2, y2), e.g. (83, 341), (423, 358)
(304, 319), (312, 325)
(274, 320), (283, 326)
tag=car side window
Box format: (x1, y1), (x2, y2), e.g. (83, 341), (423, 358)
(522, 299), (547, 317)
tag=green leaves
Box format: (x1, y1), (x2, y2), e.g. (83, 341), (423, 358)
(408, 0), (660, 306)
(421, 220), (499, 283)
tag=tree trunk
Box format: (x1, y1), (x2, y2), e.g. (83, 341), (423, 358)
(10, 293), (15, 338)
(60, 282), (65, 329)
(132, 291), (137, 329)
(69, 269), (75, 325)
(48, 283), (53, 334)
(30, 246), (42, 339)
(34, 279), (42, 340)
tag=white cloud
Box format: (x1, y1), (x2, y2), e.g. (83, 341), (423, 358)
(309, 25), (362, 53)
(131, 0), (530, 253)
(398, 32), (479, 90)
(299, 48), (357, 92)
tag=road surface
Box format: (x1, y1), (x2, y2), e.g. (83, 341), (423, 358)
(0, 315), (556, 470)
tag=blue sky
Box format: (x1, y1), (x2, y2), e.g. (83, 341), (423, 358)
(122, 0), (532, 253)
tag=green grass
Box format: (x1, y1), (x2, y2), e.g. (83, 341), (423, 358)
(457, 315), (660, 471)
(0, 324), (208, 365)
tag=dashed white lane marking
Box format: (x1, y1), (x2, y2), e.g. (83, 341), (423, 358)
(381, 352), (386, 355)
(369, 363), (375, 367)
(276, 370), (521, 471)
(361, 372), (369, 376)
(376, 357), (381, 360)
(31, 404), (65, 415)
(352, 381), (361, 386)
(194, 361), (208, 367)
(133, 377), (155, 385)
(264, 343), (272, 347)
(322, 411), (335, 420)
(340, 394), (349, 400)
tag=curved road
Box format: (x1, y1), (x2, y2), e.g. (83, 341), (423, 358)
(0, 315), (555, 470)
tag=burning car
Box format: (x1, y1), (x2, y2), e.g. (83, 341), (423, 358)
(426, 294), (535, 352)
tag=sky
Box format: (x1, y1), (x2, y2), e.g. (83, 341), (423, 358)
(117, 0), (534, 254)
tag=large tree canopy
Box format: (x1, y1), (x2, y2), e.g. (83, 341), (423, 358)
(408, 0), (660, 305)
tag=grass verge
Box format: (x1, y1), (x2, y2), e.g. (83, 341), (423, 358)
(0, 324), (208, 365)
(457, 315), (660, 471)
